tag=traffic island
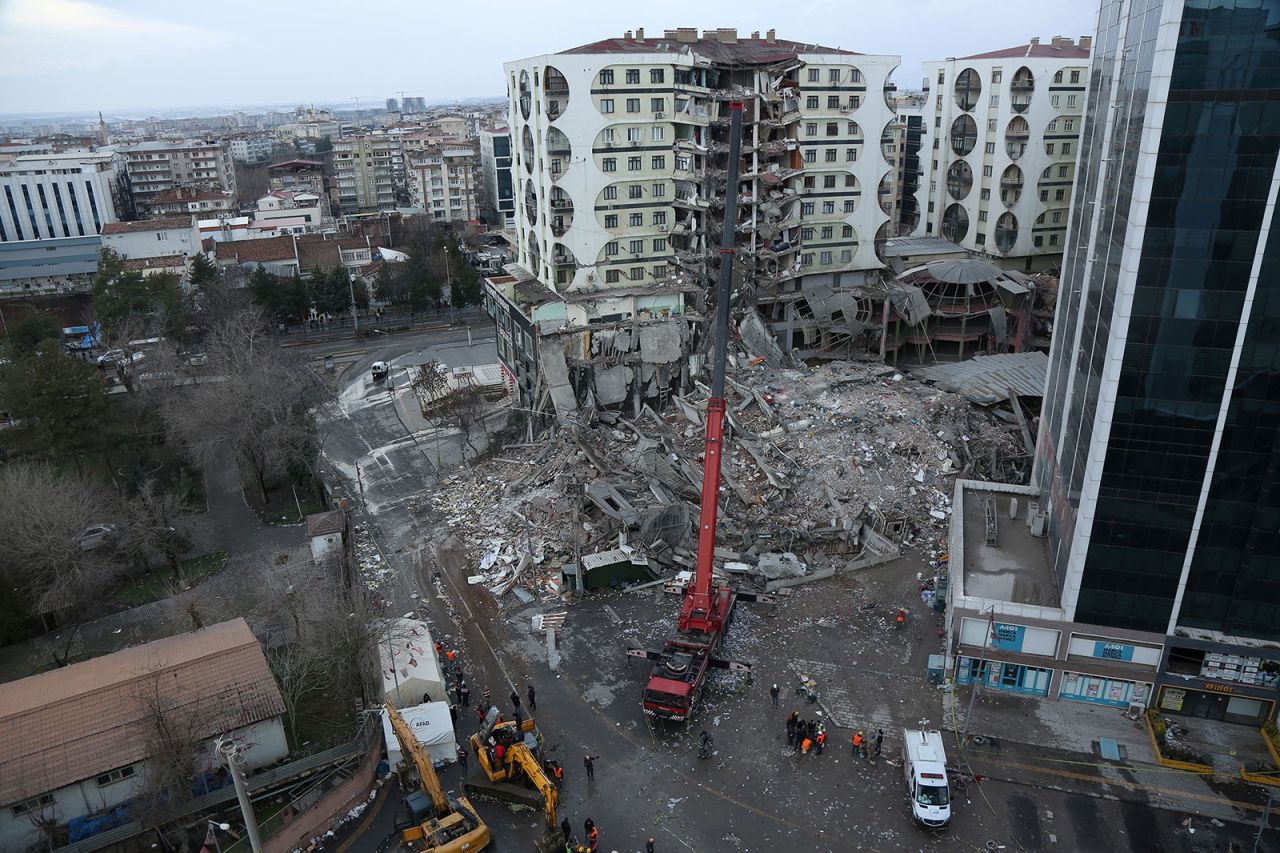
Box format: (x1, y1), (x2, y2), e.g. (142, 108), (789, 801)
(1145, 709), (1214, 773)
(1240, 721), (1280, 787)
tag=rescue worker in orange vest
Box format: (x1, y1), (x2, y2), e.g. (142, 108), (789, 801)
(588, 824), (600, 851)
(852, 730), (864, 758)
(800, 735), (813, 754)
(895, 608), (906, 629)
(815, 728), (826, 754)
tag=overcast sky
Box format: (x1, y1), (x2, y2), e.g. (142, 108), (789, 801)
(0, 0), (1098, 117)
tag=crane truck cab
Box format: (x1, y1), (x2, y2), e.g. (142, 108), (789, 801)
(902, 729), (951, 829)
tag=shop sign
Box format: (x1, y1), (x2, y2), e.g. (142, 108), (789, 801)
(1203, 682), (1234, 694)
(1160, 688), (1185, 711)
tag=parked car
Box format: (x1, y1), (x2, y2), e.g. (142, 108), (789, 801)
(78, 523), (117, 551)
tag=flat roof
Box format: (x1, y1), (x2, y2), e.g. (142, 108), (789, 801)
(960, 483), (1057, 607)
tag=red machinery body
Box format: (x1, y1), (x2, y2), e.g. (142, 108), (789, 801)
(641, 103), (744, 723)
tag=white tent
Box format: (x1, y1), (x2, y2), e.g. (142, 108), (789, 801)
(378, 617), (447, 709)
(381, 701), (459, 767)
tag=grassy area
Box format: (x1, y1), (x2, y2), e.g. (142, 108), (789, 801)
(116, 550), (228, 607)
(248, 480), (329, 526)
(286, 687), (363, 754)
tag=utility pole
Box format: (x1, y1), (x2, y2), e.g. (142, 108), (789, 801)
(348, 274), (360, 332)
(218, 739), (263, 853)
(1256, 789), (1276, 853)
(443, 243), (454, 322)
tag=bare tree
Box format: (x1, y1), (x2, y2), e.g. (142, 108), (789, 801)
(409, 360), (450, 415)
(266, 641), (334, 746)
(436, 385), (490, 462)
(161, 308), (327, 505)
(130, 674), (221, 837)
(119, 478), (192, 580)
(0, 464), (128, 651)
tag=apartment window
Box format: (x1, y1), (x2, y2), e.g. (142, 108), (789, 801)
(606, 268), (621, 282)
(601, 98), (615, 113)
(825, 149), (837, 162)
(842, 224), (853, 237)
(11, 794), (54, 817)
(928, 201), (935, 213)
(976, 233), (986, 245)
(828, 95), (840, 109)
(801, 201), (815, 216)
(806, 122), (818, 136)
(988, 119), (997, 132)
(934, 116), (941, 128)
(1046, 142), (1056, 155)
(626, 68), (640, 84)
(605, 241), (619, 256)
(804, 176), (816, 189)
(626, 98), (641, 113)
(1061, 142), (1072, 156)
(653, 265), (665, 277)
(603, 157), (617, 172)
(846, 148), (857, 162)
(1070, 70), (1081, 84)
(822, 201), (835, 213)
(828, 68), (841, 83)
(653, 238), (667, 252)
(1034, 235), (1044, 247)
(629, 212), (643, 226)
(985, 142), (995, 154)
(652, 155), (666, 169)
(989, 95), (999, 107)
(628, 156), (642, 171)
(1049, 233), (1059, 246)
(1058, 165), (1068, 177)
(651, 98), (665, 112)
(848, 95), (860, 109)
(627, 127), (642, 142)
(651, 126), (665, 141)
(980, 188), (990, 200)
(801, 253), (814, 266)
(603, 186), (618, 200)
(653, 210), (667, 225)
(1053, 70), (1064, 84)
(1052, 211), (1062, 223)
(808, 68), (820, 82)
(602, 128), (615, 143)
(1040, 189), (1049, 202)
(631, 266), (645, 280)
(843, 200), (856, 212)
(977, 209), (988, 223)
(823, 175), (836, 188)
(802, 227), (815, 240)
(1055, 189), (1066, 200)
(599, 69), (615, 85)
(1064, 119), (1074, 131)
(982, 165), (993, 177)
(96, 766), (136, 787)
(628, 184), (643, 199)
(820, 250), (833, 264)
(650, 68), (665, 84)
(826, 122), (839, 136)
(992, 69), (1002, 83)
(806, 95), (819, 109)
(804, 149), (816, 163)
(930, 180), (937, 193)
(1051, 94), (1060, 107)
(629, 239), (644, 254)
(551, 158), (562, 174)
(840, 249), (853, 262)
(652, 183), (666, 197)
(605, 214), (618, 228)
(820, 225), (833, 239)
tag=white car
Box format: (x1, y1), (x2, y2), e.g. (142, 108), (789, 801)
(370, 361), (390, 381)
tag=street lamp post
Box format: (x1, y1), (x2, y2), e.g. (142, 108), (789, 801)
(204, 821), (231, 853)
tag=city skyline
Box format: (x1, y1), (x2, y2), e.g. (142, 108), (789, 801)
(0, 0), (1096, 115)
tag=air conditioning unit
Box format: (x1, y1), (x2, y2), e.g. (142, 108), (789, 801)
(654, 111), (666, 118)
(840, 106), (852, 113)
(658, 224), (668, 232)
(606, 141), (616, 148)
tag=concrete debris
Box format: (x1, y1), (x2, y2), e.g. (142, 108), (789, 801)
(430, 358), (1027, 607)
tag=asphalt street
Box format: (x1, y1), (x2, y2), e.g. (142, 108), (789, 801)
(315, 323), (1278, 853)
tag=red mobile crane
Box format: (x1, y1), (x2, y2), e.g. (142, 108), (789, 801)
(627, 102), (760, 722)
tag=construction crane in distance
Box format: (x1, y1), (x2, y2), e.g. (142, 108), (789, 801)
(384, 703), (491, 853)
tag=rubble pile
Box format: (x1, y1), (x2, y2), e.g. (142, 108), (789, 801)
(429, 359), (1027, 603)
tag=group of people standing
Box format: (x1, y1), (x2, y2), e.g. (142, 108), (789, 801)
(784, 708), (885, 760)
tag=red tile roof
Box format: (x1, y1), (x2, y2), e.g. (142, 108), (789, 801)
(959, 42), (1091, 60)
(101, 215), (195, 234)
(296, 238), (341, 272)
(149, 187), (234, 206)
(121, 254), (188, 272)
(560, 35), (859, 60)
(0, 619), (284, 806)
(214, 235), (297, 264)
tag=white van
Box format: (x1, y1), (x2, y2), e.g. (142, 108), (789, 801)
(370, 361), (390, 381)
(902, 729), (951, 828)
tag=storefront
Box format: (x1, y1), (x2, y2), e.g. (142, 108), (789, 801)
(1156, 683), (1275, 725)
(957, 657), (1052, 696)
(1058, 672), (1150, 708)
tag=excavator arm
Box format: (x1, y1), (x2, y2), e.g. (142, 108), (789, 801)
(386, 702), (449, 817)
(506, 745), (558, 828)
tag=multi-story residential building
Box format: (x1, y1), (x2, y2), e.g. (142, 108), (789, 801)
(228, 135), (274, 163)
(947, 0), (1280, 724)
(0, 150), (132, 242)
(333, 133), (403, 213)
(496, 26), (899, 383)
(268, 158), (326, 194)
(479, 128), (515, 230)
(883, 102), (924, 237)
(915, 37), (1091, 271)
(146, 186), (236, 218)
(405, 144), (480, 222)
(115, 139), (237, 210)
(386, 98), (400, 113)
(402, 97), (427, 114)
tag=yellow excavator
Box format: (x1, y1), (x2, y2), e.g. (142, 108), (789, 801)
(465, 707), (560, 852)
(385, 702), (491, 853)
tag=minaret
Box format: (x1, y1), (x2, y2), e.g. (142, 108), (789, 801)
(97, 111), (109, 145)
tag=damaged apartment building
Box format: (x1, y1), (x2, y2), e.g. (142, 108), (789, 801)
(485, 28), (903, 418)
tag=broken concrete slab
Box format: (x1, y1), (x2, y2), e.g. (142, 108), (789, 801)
(737, 309), (786, 367)
(585, 479), (640, 526)
(639, 322), (683, 364)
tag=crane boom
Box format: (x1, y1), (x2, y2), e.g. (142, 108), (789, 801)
(679, 100), (744, 637)
(386, 702), (448, 816)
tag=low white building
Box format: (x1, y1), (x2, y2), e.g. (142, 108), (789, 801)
(254, 190), (323, 229)
(0, 619), (288, 853)
(100, 215), (201, 261)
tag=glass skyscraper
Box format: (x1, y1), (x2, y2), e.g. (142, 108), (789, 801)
(1037, 0), (1280, 640)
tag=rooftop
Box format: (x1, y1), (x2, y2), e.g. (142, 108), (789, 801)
(958, 482), (1057, 608)
(100, 215), (194, 234)
(214, 234), (296, 264)
(149, 187), (234, 205)
(0, 618), (284, 806)
(560, 28), (860, 61)
(268, 159), (325, 170)
(116, 139), (224, 152)
(121, 254), (188, 272)
(959, 38), (1091, 61)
